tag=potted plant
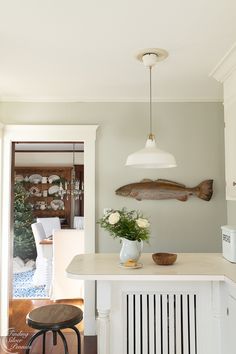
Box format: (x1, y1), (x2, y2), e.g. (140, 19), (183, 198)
(98, 208), (150, 264)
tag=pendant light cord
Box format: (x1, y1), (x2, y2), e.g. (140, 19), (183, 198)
(73, 143), (75, 166)
(149, 65), (153, 139)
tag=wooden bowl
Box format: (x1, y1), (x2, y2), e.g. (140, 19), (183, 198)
(152, 252), (177, 266)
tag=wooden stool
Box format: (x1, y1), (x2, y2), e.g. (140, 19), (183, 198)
(25, 304), (83, 354)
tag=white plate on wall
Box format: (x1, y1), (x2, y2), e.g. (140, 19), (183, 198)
(51, 199), (64, 210)
(29, 174), (42, 183)
(48, 185), (60, 195)
(48, 175), (60, 183)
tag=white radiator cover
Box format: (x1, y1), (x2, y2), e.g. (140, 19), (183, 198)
(124, 292), (197, 354)
(106, 281), (219, 354)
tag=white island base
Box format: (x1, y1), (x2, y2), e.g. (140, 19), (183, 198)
(67, 253), (236, 354)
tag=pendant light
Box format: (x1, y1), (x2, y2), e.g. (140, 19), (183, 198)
(126, 49), (177, 168)
(58, 144), (84, 200)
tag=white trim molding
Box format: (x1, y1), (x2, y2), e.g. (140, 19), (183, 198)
(0, 124), (98, 336)
(210, 42), (236, 83)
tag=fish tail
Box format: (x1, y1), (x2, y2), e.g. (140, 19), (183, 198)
(196, 180), (213, 201)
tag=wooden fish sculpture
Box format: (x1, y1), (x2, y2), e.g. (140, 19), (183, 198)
(115, 179), (213, 202)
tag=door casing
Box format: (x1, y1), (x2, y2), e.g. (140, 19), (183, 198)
(0, 124), (98, 336)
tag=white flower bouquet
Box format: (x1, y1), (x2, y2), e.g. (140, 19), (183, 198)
(98, 208), (150, 242)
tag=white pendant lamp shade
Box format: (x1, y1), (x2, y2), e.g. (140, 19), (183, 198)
(126, 48), (177, 169)
(126, 137), (177, 168)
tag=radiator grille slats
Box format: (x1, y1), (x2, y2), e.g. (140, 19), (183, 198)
(125, 292), (197, 354)
(135, 294), (141, 354)
(176, 294), (182, 354)
(189, 295), (196, 354)
(169, 294), (175, 354)
(128, 294), (134, 354)
(149, 295), (155, 354)
(142, 294), (148, 354)
(162, 294), (168, 353)
(155, 292), (162, 354)
(182, 294), (189, 354)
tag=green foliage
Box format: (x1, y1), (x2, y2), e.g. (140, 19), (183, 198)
(14, 182), (36, 260)
(97, 208), (150, 242)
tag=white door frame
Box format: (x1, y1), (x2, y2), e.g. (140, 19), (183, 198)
(0, 124), (98, 336)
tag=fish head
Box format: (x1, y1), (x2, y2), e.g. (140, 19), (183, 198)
(115, 184), (133, 197)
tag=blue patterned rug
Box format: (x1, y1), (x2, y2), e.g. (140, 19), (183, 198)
(13, 270), (47, 298)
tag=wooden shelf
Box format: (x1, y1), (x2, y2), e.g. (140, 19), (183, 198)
(15, 166), (73, 227)
(32, 210), (66, 216)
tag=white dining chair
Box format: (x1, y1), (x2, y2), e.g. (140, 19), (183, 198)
(36, 217), (61, 238)
(51, 229), (84, 300)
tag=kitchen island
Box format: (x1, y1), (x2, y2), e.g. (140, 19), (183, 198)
(67, 253), (236, 354)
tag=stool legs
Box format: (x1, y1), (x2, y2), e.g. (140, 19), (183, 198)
(25, 329), (47, 354)
(70, 326), (81, 354)
(25, 328), (81, 354)
(42, 332), (46, 354)
(52, 330), (57, 345)
(58, 330), (69, 354)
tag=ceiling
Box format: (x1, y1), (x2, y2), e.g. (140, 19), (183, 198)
(1, 0), (236, 102)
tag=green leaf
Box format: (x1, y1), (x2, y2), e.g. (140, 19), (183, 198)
(97, 208), (150, 242)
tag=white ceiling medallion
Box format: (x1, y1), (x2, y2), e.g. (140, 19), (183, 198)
(126, 48), (177, 169)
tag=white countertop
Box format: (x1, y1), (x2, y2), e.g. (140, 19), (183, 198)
(66, 253), (236, 283)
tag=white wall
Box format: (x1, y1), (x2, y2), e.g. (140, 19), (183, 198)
(0, 101), (226, 252)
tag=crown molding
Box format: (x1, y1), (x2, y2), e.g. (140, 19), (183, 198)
(0, 96), (223, 103)
(210, 42), (236, 83)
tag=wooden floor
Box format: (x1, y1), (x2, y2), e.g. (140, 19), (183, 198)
(0, 298), (97, 354)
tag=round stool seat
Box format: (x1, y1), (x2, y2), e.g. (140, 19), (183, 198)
(26, 304), (83, 331)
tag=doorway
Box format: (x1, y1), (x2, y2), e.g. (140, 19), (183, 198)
(0, 125), (98, 336)
(13, 142), (84, 299)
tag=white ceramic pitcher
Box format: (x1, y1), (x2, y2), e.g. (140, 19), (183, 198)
(119, 238), (143, 264)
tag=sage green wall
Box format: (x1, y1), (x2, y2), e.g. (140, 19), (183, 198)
(0, 101), (226, 252)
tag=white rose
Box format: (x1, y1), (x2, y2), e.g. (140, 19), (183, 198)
(136, 218), (150, 228)
(108, 212), (120, 225)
